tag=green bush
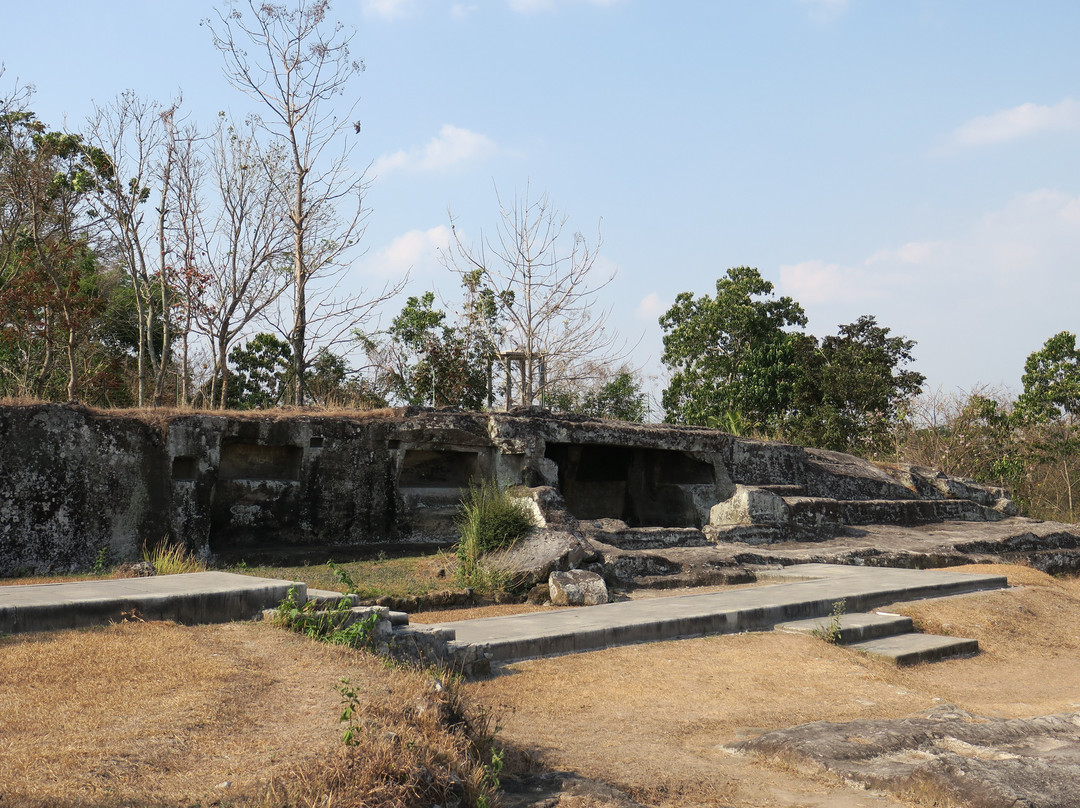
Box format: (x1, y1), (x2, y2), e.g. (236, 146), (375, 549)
(455, 481), (535, 589)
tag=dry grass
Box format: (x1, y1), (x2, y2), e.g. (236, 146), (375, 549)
(4, 563), (1077, 808)
(467, 563), (1080, 807)
(0, 620), (496, 808)
(0, 399), (406, 434)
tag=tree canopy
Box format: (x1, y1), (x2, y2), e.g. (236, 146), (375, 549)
(1016, 331), (1080, 424)
(786, 315), (925, 452)
(660, 266), (807, 431)
(659, 268), (925, 453)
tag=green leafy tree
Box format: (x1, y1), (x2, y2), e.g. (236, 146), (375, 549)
(1014, 332), (1080, 521)
(0, 106), (114, 401)
(1016, 332), (1080, 423)
(226, 332), (292, 409)
(305, 346), (386, 409)
(660, 266), (807, 430)
(548, 367), (649, 422)
(364, 285), (497, 409)
(786, 315), (925, 453)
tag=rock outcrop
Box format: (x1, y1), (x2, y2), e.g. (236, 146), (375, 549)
(734, 705), (1080, 808)
(1, 403), (1076, 577)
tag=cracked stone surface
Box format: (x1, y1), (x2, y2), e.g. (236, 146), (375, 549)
(733, 705), (1080, 808)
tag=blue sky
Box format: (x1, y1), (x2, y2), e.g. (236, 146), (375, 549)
(3, 0), (1079, 403)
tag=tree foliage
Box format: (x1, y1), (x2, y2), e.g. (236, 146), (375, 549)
(547, 367), (648, 422)
(786, 315), (925, 452)
(660, 269), (925, 453)
(660, 266), (807, 431)
(363, 285), (497, 409)
(0, 103), (118, 401)
(1016, 331), (1080, 424)
(226, 332), (292, 409)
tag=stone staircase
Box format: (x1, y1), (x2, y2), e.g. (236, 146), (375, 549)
(774, 610), (979, 665)
(705, 483), (1005, 545)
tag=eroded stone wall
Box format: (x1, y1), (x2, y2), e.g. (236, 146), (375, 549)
(0, 404), (1015, 575)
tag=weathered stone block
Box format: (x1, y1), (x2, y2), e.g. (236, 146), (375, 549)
(549, 569), (608, 606)
(710, 485), (789, 527)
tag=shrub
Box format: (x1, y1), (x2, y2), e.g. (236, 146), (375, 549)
(455, 481), (535, 589)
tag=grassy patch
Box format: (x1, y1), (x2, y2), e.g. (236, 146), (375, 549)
(143, 540), (206, 575)
(455, 481), (535, 591)
(238, 554), (452, 600)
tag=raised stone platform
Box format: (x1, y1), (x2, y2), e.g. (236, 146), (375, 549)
(0, 572), (300, 635)
(428, 564), (1006, 666)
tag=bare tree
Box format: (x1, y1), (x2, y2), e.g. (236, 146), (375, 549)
(207, 0), (387, 406)
(86, 92), (186, 406)
(193, 117), (292, 408)
(443, 186), (630, 406)
(0, 70), (36, 297)
(166, 119), (208, 406)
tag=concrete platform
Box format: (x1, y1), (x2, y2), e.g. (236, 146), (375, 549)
(0, 572), (302, 635)
(429, 564), (1006, 664)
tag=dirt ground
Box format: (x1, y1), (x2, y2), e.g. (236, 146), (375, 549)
(0, 619), (495, 808)
(2, 563), (1077, 807)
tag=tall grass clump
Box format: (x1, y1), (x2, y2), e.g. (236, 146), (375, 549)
(455, 481), (535, 589)
(143, 540), (206, 575)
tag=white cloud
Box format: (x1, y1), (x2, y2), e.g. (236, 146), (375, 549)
(636, 292), (667, 321)
(778, 189), (1080, 392)
(798, 0), (851, 22)
(865, 240), (942, 266)
(778, 259), (892, 305)
(373, 124), (497, 176)
(950, 98), (1080, 147)
(508, 0), (623, 13)
(361, 0), (417, 21)
(450, 3), (478, 19)
(362, 226), (452, 278)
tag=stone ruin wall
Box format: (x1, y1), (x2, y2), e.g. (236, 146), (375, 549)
(0, 403), (1014, 576)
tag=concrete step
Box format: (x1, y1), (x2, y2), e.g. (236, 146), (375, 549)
(389, 610), (410, 627)
(775, 611), (914, 644)
(306, 588), (359, 607)
(428, 564), (1005, 664)
(851, 633), (979, 665)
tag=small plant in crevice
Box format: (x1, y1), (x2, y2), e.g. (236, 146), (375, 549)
(91, 545), (111, 576)
(812, 598), (847, 644)
(142, 539), (206, 575)
(327, 559), (359, 595)
(273, 584), (378, 650)
(455, 480), (535, 591)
